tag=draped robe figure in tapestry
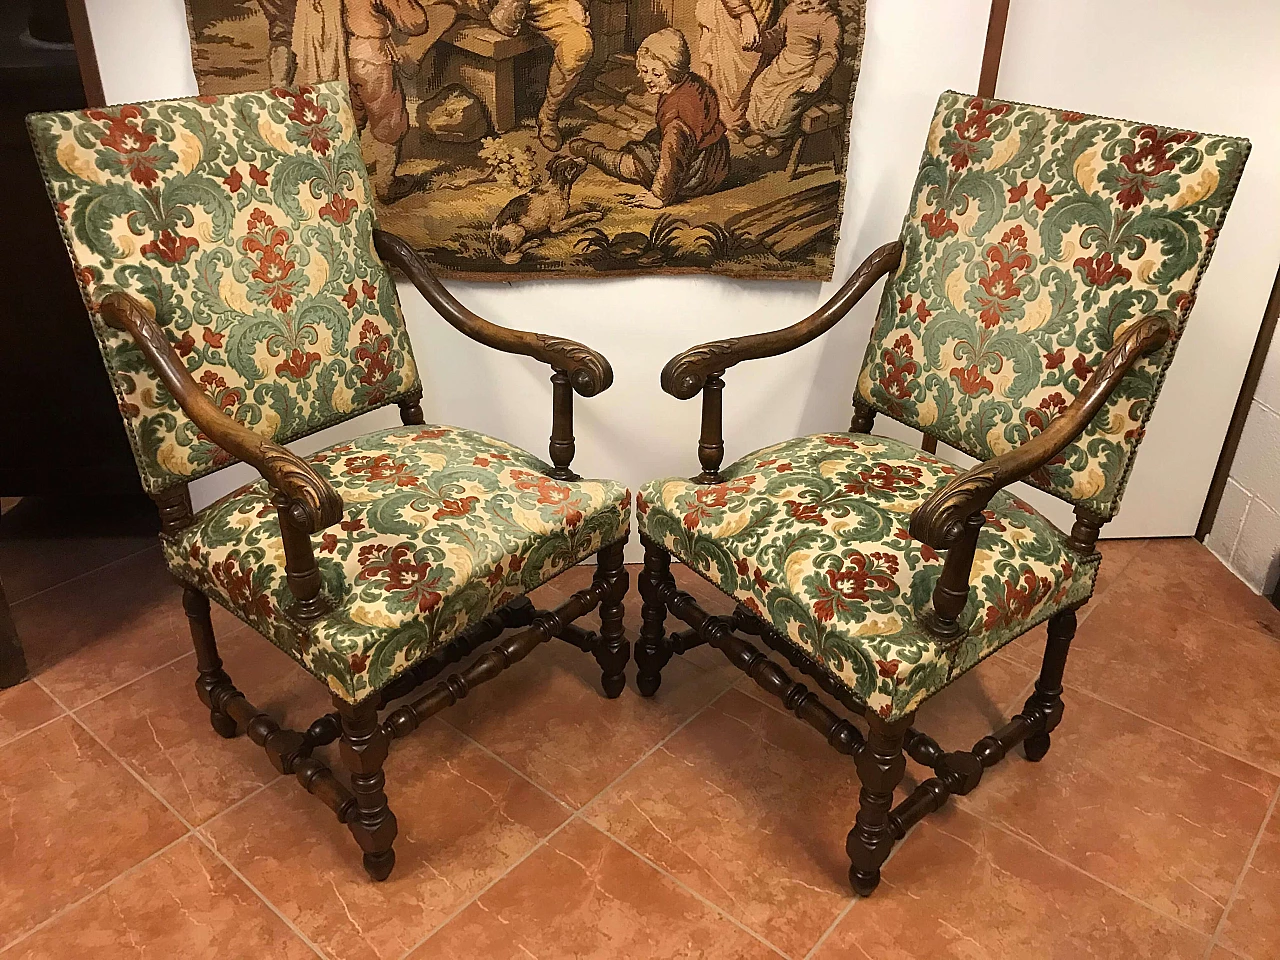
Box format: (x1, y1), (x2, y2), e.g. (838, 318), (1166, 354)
(744, 0), (839, 155)
(258, 0), (299, 84)
(568, 29), (730, 209)
(694, 0), (774, 137)
(346, 0), (431, 204)
(292, 0), (347, 84)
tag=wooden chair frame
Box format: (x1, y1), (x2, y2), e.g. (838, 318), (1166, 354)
(102, 229), (629, 882)
(640, 240), (1171, 896)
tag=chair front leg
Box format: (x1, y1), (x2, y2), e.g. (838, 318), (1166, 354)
(181, 586), (239, 739)
(1022, 607), (1076, 762)
(847, 712), (912, 896)
(636, 537), (674, 697)
(591, 540), (629, 698)
(337, 696), (399, 881)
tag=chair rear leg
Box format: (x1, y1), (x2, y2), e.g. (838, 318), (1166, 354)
(635, 537), (674, 697)
(1023, 608), (1077, 762)
(337, 696), (398, 881)
(181, 586), (238, 739)
(592, 540), (629, 699)
(847, 713), (911, 896)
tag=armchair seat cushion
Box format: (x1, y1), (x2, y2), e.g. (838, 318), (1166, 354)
(637, 433), (1097, 720)
(164, 425), (630, 702)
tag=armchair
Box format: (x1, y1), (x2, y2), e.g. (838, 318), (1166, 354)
(636, 91), (1249, 895)
(28, 82), (630, 881)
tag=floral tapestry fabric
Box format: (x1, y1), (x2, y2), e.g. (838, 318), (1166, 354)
(28, 82), (421, 494)
(164, 424), (631, 701)
(857, 92), (1249, 519)
(638, 433), (1096, 719)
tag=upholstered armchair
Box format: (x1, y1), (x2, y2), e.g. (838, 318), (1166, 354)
(637, 91), (1249, 895)
(28, 83), (631, 881)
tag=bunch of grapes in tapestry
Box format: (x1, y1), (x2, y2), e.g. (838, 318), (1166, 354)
(186, 0), (866, 278)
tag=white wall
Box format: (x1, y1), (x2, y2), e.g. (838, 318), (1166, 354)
(1206, 334), (1280, 595)
(82, 0), (1278, 561)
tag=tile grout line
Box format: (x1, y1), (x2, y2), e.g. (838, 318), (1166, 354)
(393, 676), (755, 960)
(19, 682), (329, 960)
(0, 831), (195, 955)
(7, 542), (161, 609)
(1204, 779), (1280, 959)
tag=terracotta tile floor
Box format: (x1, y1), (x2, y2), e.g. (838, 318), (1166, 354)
(2, 533), (1279, 959)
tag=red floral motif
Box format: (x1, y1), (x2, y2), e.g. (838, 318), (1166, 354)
(344, 453), (421, 487)
(879, 334), (919, 400)
(510, 470), (586, 527)
(820, 435), (859, 448)
(1022, 392), (1068, 435)
(340, 517), (365, 532)
(1008, 181), (1028, 202)
(342, 284), (359, 309)
(1113, 125), (1194, 208)
(433, 496), (479, 520)
(812, 550), (900, 622)
(1071, 354), (1094, 382)
(203, 328), (225, 348)
(948, 98), (1010, 170)
(898, 295), (913, 314)
(241, 209), (299, 311)
(278, 87), (332, 154)
(362, 280), (377, 300)
(915, 300), (932, 324)
(224, 168), (243, 192)
(951, 363), (994, 396)
(1060, 110), (1086, 123)
(86, 105), (160, 185)
(876, 659), (900, 679)
(276, 347), (321, 379)
(982, 568), (1056, 631)
(320, 532), (338, 553)
(1044, 348), (1066, 369)
(973, 225), (1032, 327)
(1073, 251), (1132, 288)
(209, 554), (273, 622)
(680, 476), (756, 530)
(349, 653), (370, 675)
(319, 194), (357, 224)
(357, 543), (445, 614)
(353, 318), (394, 401)
(409, 428), (449, 441)
(248, 164), (269, 187)
(140, 229), (198, 265)
(1033, 185), (1054, 211)
(844, 462), (924, 496)
(785, 500), (826, 525)
(921, 209), (959, 239)
(174, 332), (196, 357)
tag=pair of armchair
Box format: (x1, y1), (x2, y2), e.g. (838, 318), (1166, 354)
(29, 84), (1248, 893)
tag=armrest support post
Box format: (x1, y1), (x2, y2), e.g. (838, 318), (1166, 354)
(920, 513), (984, 644)
(695, 374), (726, 484)
(548, 369), (578, 480)
(275, 493), (331, 622)
(850, 398), (876, 434)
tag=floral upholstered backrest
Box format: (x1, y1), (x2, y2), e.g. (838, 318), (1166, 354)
(857, 91), (1249, 519)
(28, 82), (421, 495)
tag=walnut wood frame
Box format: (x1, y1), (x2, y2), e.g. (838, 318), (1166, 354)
(645, 241), (1172, 894)
(103, 229), (626, 881)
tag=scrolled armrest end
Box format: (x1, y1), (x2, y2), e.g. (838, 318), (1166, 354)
(660, 340), (740, 399)
(534, 335), (614, 396)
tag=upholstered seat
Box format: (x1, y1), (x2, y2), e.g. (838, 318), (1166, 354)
(166, 424), (630, 702)
(639, 433), (1095, 719)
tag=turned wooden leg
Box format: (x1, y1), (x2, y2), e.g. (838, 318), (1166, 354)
(182, 586), (238, 739)
(635, 538), (673, 698)
(591, 541), (629, 699)
(1023, 608), (1076, 762)
(847, 713), (912, 896)
(337, 696), (398, 881)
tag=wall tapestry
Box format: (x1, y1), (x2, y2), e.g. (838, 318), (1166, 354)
(185, 0), (865, 279)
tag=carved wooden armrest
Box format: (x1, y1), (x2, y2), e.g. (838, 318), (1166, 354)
(373, 229), (612, 397)
(656, 241), (902, 482)
(907, 313), (1172, 642)
(659, 241), (903, 400)
(97, 291), (343, 536)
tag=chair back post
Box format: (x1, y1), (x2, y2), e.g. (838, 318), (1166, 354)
(849, 398), (876, 434)
(274, 494), (331, 622)
(548, 369), (579, 481)
(151, 485), (195, 535)
(694, 374), (726, 484)
(1066, 507), (1105, 556)
(397, 389), (426, 426)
